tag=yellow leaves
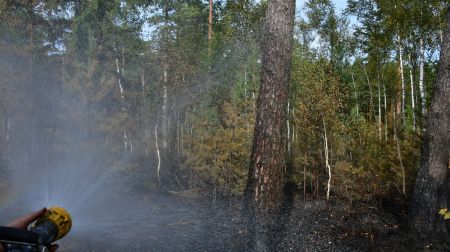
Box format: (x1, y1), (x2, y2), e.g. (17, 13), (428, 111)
(183, 100), (255, 195)
(438, 209), (450, 219)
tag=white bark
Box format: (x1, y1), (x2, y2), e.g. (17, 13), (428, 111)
(244, 69), (248, 98)
(123, 128), (128, 152)
(141, 73), (146, 135)
(323, 119), (331, 201)
(129, 130), (133, 153)
(162, 67), (168, 149)
(409, 54), (416, 131)
(377, 73), (382, 140)
(351, 73), (359, 117)
(393, 112), (406, 195)
(114, 46), (127, 153)
(115, 57), (125, 107)
(398, 32), (406, 120)
(155, 117), (161, 185)
(363, 66), (375, 120)
(292, 107), (296, 144)
(419, 38), (426, 121)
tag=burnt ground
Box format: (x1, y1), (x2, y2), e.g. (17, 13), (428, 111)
(201, 195), (450, 252)
(3, 190), (450, 251)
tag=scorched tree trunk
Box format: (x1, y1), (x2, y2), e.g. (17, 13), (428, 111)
(243, 0), (295, 250)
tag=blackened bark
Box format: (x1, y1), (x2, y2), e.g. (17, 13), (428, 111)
(243, 0), (295, 250)
(409, 5), (450, 234)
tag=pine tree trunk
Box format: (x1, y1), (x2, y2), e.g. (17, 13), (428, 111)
(243, 0), (295, 250)
(208, 0), (213, 41)
(409, 6), (450, 234)
(208, 0), (213, 56)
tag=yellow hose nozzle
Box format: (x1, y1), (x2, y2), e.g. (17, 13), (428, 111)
(34, 206), (72, 241)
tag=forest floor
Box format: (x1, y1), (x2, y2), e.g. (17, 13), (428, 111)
(202, 193), (450, 252)
(2, 187), (450, 251)
(275, 198), (450, 251)
(110, 191), (448, 252)
(196, 193), (450, 252)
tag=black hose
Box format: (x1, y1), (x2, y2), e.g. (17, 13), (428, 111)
(0, 226), (40, 246)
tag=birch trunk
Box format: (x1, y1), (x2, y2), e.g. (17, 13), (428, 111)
(162, 68), (168, 149)
(155, 116), (161, 186)
(323, 120), (331, 200)
(419, 38), (426, 122)
(351, 73), (359, 117)
(393, 114), (406, 195)
(141, 73), (146, 136)
(377, 72), (382, 140)
(383, 81), (388, 140)
(363, 66), (375, 120)
(114, 45), (127, 152)
(409, 54), (416, 131)
(398, 32), (406, 121)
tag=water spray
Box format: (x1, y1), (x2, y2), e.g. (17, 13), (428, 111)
(0, 206), (72, 252)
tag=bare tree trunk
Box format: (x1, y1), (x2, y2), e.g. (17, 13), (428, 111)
(155, 115), (161, 186)
(323, 120), (331, 200)
(162, 67), (168, 150)
(208, 0), (213, 42)
(287, 101), (291, 155)
(398, 32), (406, 122)
(114, 44), (127, 153)
(409, 7), (450, 234)
(208, 0), (213, 56)
(419, 38), (426, 124)
(383, 81), (388, 140)
(363, 66), (376, 120)
(377, 72), (382, 140)
(351, 73), (359, 117)
(141, 73), (146, 136)
(393, 113), (406, 195)
(409, 54), (417, 131)
(303, 148), (307, 202)
(243, 0), (295, 250)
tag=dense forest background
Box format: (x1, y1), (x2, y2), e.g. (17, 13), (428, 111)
(0, 0), (448, 218)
